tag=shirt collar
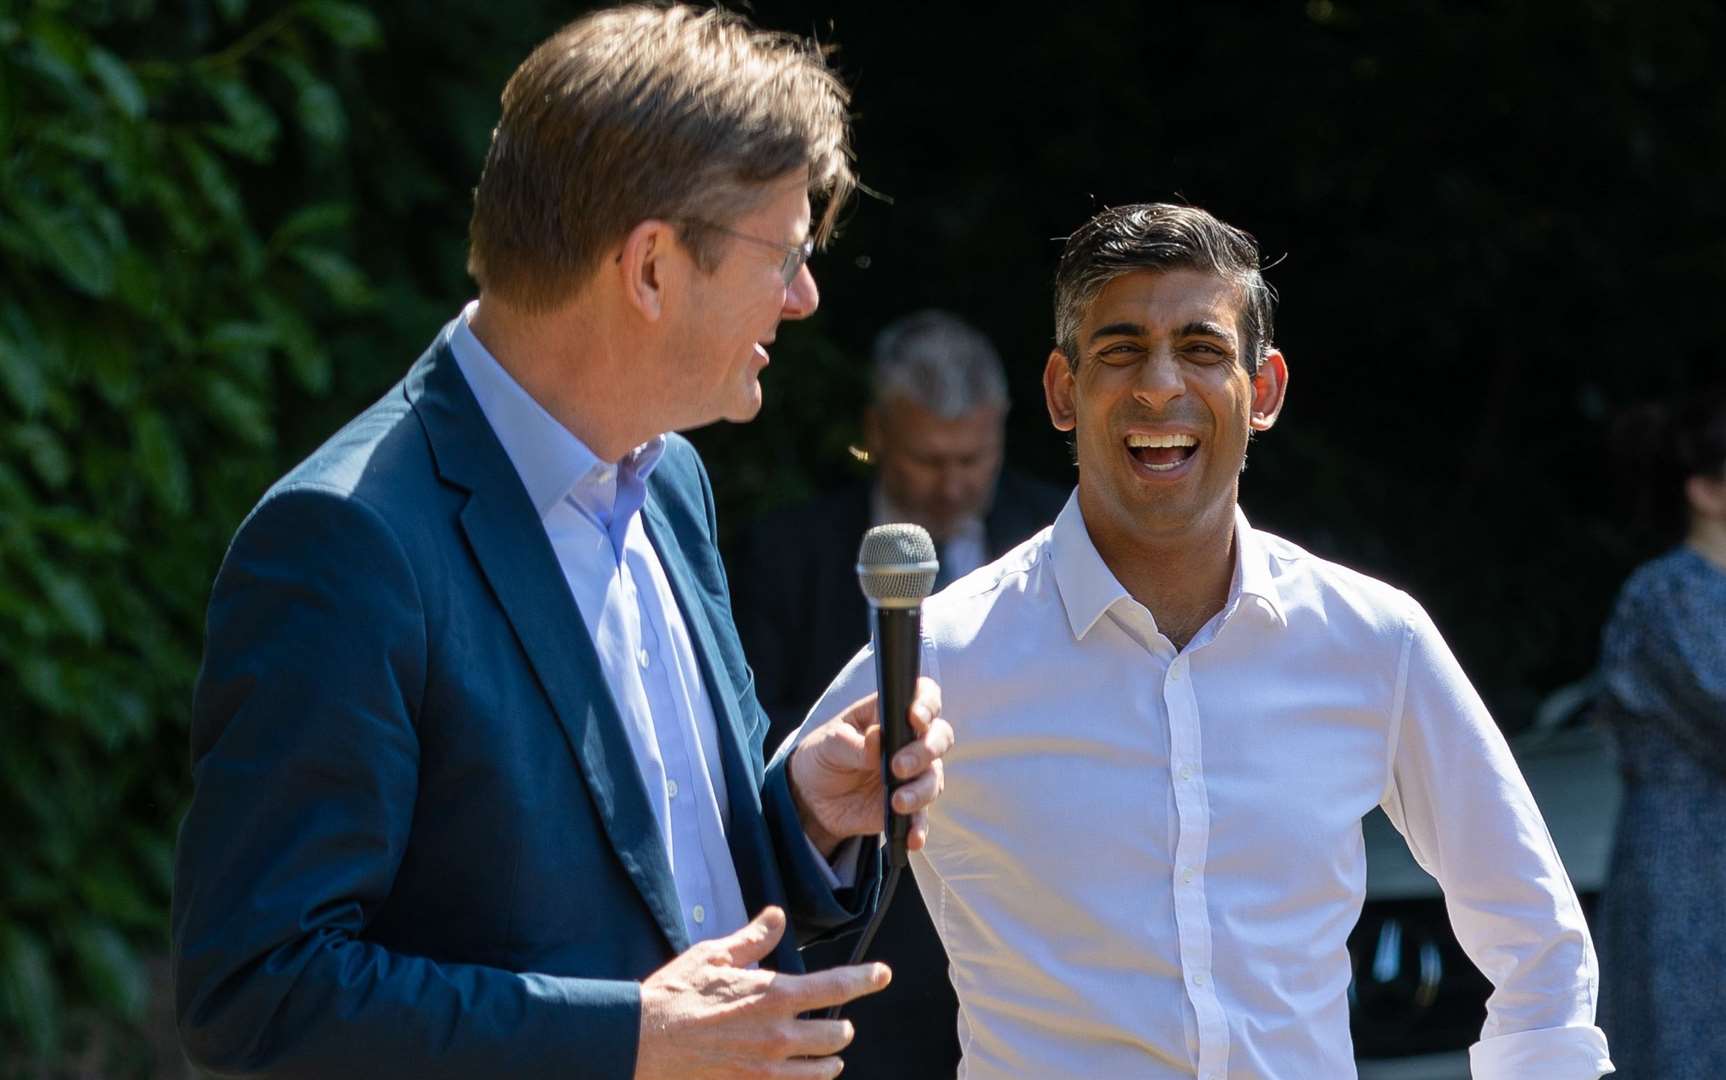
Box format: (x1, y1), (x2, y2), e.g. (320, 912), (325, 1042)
(1232, 505), (1288, 628)
(1051, 493), (1286, 642)
(447, 300), (664, 525)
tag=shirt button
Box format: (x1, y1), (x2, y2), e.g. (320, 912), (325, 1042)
(1192, 971), (1206, 987)
(1182, 867), (1195, 884)
(666, 779), (679, 799)
(1179, 765), (1193, 781)
(1169, 667), (1182, 682)
(637, 648), (650, 669)
(691, 904), (705, 925)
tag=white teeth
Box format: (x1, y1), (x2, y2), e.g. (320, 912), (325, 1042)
(1125, 433), (1197, 448)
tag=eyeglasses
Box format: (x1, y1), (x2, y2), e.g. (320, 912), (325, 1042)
(682, 220), (813, 286)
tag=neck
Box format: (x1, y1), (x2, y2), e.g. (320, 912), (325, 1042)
(468, 294), (660, 463)
(1686, 517), (1726, 572)
(1083, 496), (1238, 650)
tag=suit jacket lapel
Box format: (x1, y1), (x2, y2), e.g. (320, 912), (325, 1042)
(407, 336), (690, 956)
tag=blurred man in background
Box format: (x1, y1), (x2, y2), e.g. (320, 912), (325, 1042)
(734, 309), (1064, 739)
(732, 309), (1063, 1079)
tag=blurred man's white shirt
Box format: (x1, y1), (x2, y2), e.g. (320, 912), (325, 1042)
(789, 491), (1611, 1080)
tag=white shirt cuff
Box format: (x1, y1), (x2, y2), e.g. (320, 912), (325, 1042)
(805, 833), (865, 890)
(1469, 1024), (1614, 1079)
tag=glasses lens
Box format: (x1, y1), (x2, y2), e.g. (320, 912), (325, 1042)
(781, 240), (813, 285)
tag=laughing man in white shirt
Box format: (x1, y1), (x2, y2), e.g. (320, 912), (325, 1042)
(789, 203), (1613, 1079)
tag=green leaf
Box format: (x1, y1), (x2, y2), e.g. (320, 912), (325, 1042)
(175, 133), (244, 225)
(258, 293), (328, 391)
(216, 0), (250, 22)
(112, 248), (161, 320)
(292, 247), (370, 308)
(299, 0), (382, 48)
(0, 925), (58, 1055)
(24, 210), (115, 297)
(273, 52), (346, 145)
(85, 46), (145, 120)
(133, 409), (191, 515)
(36, 564), (104, 643)
(202, 70), (279, 162)
(203, 374), (273, 447)
(270, 202), (351, 249)
(205, 321), (279, 352)
(0, 333), (47, 415)
(12, 424), (72, 489)
(65, 922), (145, 1021)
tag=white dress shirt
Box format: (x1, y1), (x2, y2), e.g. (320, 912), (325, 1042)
(449, 307), (748, 945)
(797, 491), (1612, 1079)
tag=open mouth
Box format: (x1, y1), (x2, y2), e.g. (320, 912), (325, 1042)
(1125, 432), (1199, 473)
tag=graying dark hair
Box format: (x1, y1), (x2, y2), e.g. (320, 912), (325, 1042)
(1053, 203), (1276, 374)
(872, 309), (1009, 419)
(468, 4), (854, 312)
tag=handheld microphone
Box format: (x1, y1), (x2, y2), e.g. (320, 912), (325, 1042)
(820, 524), (938, 1021)
(855, 524), (939, 867)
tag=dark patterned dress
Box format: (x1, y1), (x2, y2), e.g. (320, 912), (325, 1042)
(1596, 546), (1726, 1079)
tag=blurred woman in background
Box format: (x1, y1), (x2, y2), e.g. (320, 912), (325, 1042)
(1596, 383), (1726, 1078)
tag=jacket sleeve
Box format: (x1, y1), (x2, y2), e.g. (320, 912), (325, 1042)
(172, 486), (640, 1080)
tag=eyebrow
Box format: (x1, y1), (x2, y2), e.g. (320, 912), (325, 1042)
(1086, 319), (1237, 344)
(1088, 321), (1146, 343)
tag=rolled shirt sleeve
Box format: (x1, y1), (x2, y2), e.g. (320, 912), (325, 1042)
(1381, 595), (1613, 1078)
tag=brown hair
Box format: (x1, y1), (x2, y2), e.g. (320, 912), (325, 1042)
(1053, 203), (1276, 374)
(467, 4), (854, 311)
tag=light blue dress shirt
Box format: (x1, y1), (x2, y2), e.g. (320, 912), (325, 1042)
(448, 304), (748, 945)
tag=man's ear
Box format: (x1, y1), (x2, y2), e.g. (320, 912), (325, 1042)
(1043, 349), (1077, 432)
(616, 219), (680, 321)
(1249, 348), (1289, 432)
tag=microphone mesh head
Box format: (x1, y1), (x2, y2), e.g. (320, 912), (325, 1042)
(856, 523), (939, 605)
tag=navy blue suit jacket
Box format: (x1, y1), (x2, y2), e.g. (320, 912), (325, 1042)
(172, 328), (878, 1078)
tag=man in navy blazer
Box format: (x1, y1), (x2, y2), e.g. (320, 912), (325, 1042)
(171, 7), (952, 1078)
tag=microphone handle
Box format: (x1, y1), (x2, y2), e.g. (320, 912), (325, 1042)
(872, 606), (920, 868)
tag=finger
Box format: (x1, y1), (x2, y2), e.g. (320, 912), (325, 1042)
(907, 808), (930, 852)
(774, 962), (891, 1013)
(777, 1018), (855, 1058)
(723, 906), (788, 967)
(890, 760), (942, 813)
(835, 693), (877, 734)
(770, 1057), (846, 1080)
(908, 676), (942, 733)
(891, 717), (954, 780)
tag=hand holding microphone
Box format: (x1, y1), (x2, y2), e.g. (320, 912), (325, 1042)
(855, 523), (940, 867)
(785, 524), (951, 859)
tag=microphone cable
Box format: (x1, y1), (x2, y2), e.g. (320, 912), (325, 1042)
(821, 862), (902, 1021)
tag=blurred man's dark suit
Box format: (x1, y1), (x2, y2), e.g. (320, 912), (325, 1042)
(729, 471), (1065, 1078)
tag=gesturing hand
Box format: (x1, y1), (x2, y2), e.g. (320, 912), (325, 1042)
(635, 906), (890, 1080)
(788, 676), (951, 857)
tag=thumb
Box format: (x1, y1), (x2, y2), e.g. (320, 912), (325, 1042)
(722, 906), (787, 967)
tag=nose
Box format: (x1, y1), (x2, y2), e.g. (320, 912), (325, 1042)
(1133, 350), (1185, 411)
(781, 262), (819, 320)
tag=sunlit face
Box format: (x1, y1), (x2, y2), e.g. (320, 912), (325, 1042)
(670, 173), (819, 429)
(1043, 268), (1286, 557)
(866, 397), (1006, 542)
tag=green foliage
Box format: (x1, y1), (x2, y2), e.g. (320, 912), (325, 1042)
(0, 0), (380, 1066)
